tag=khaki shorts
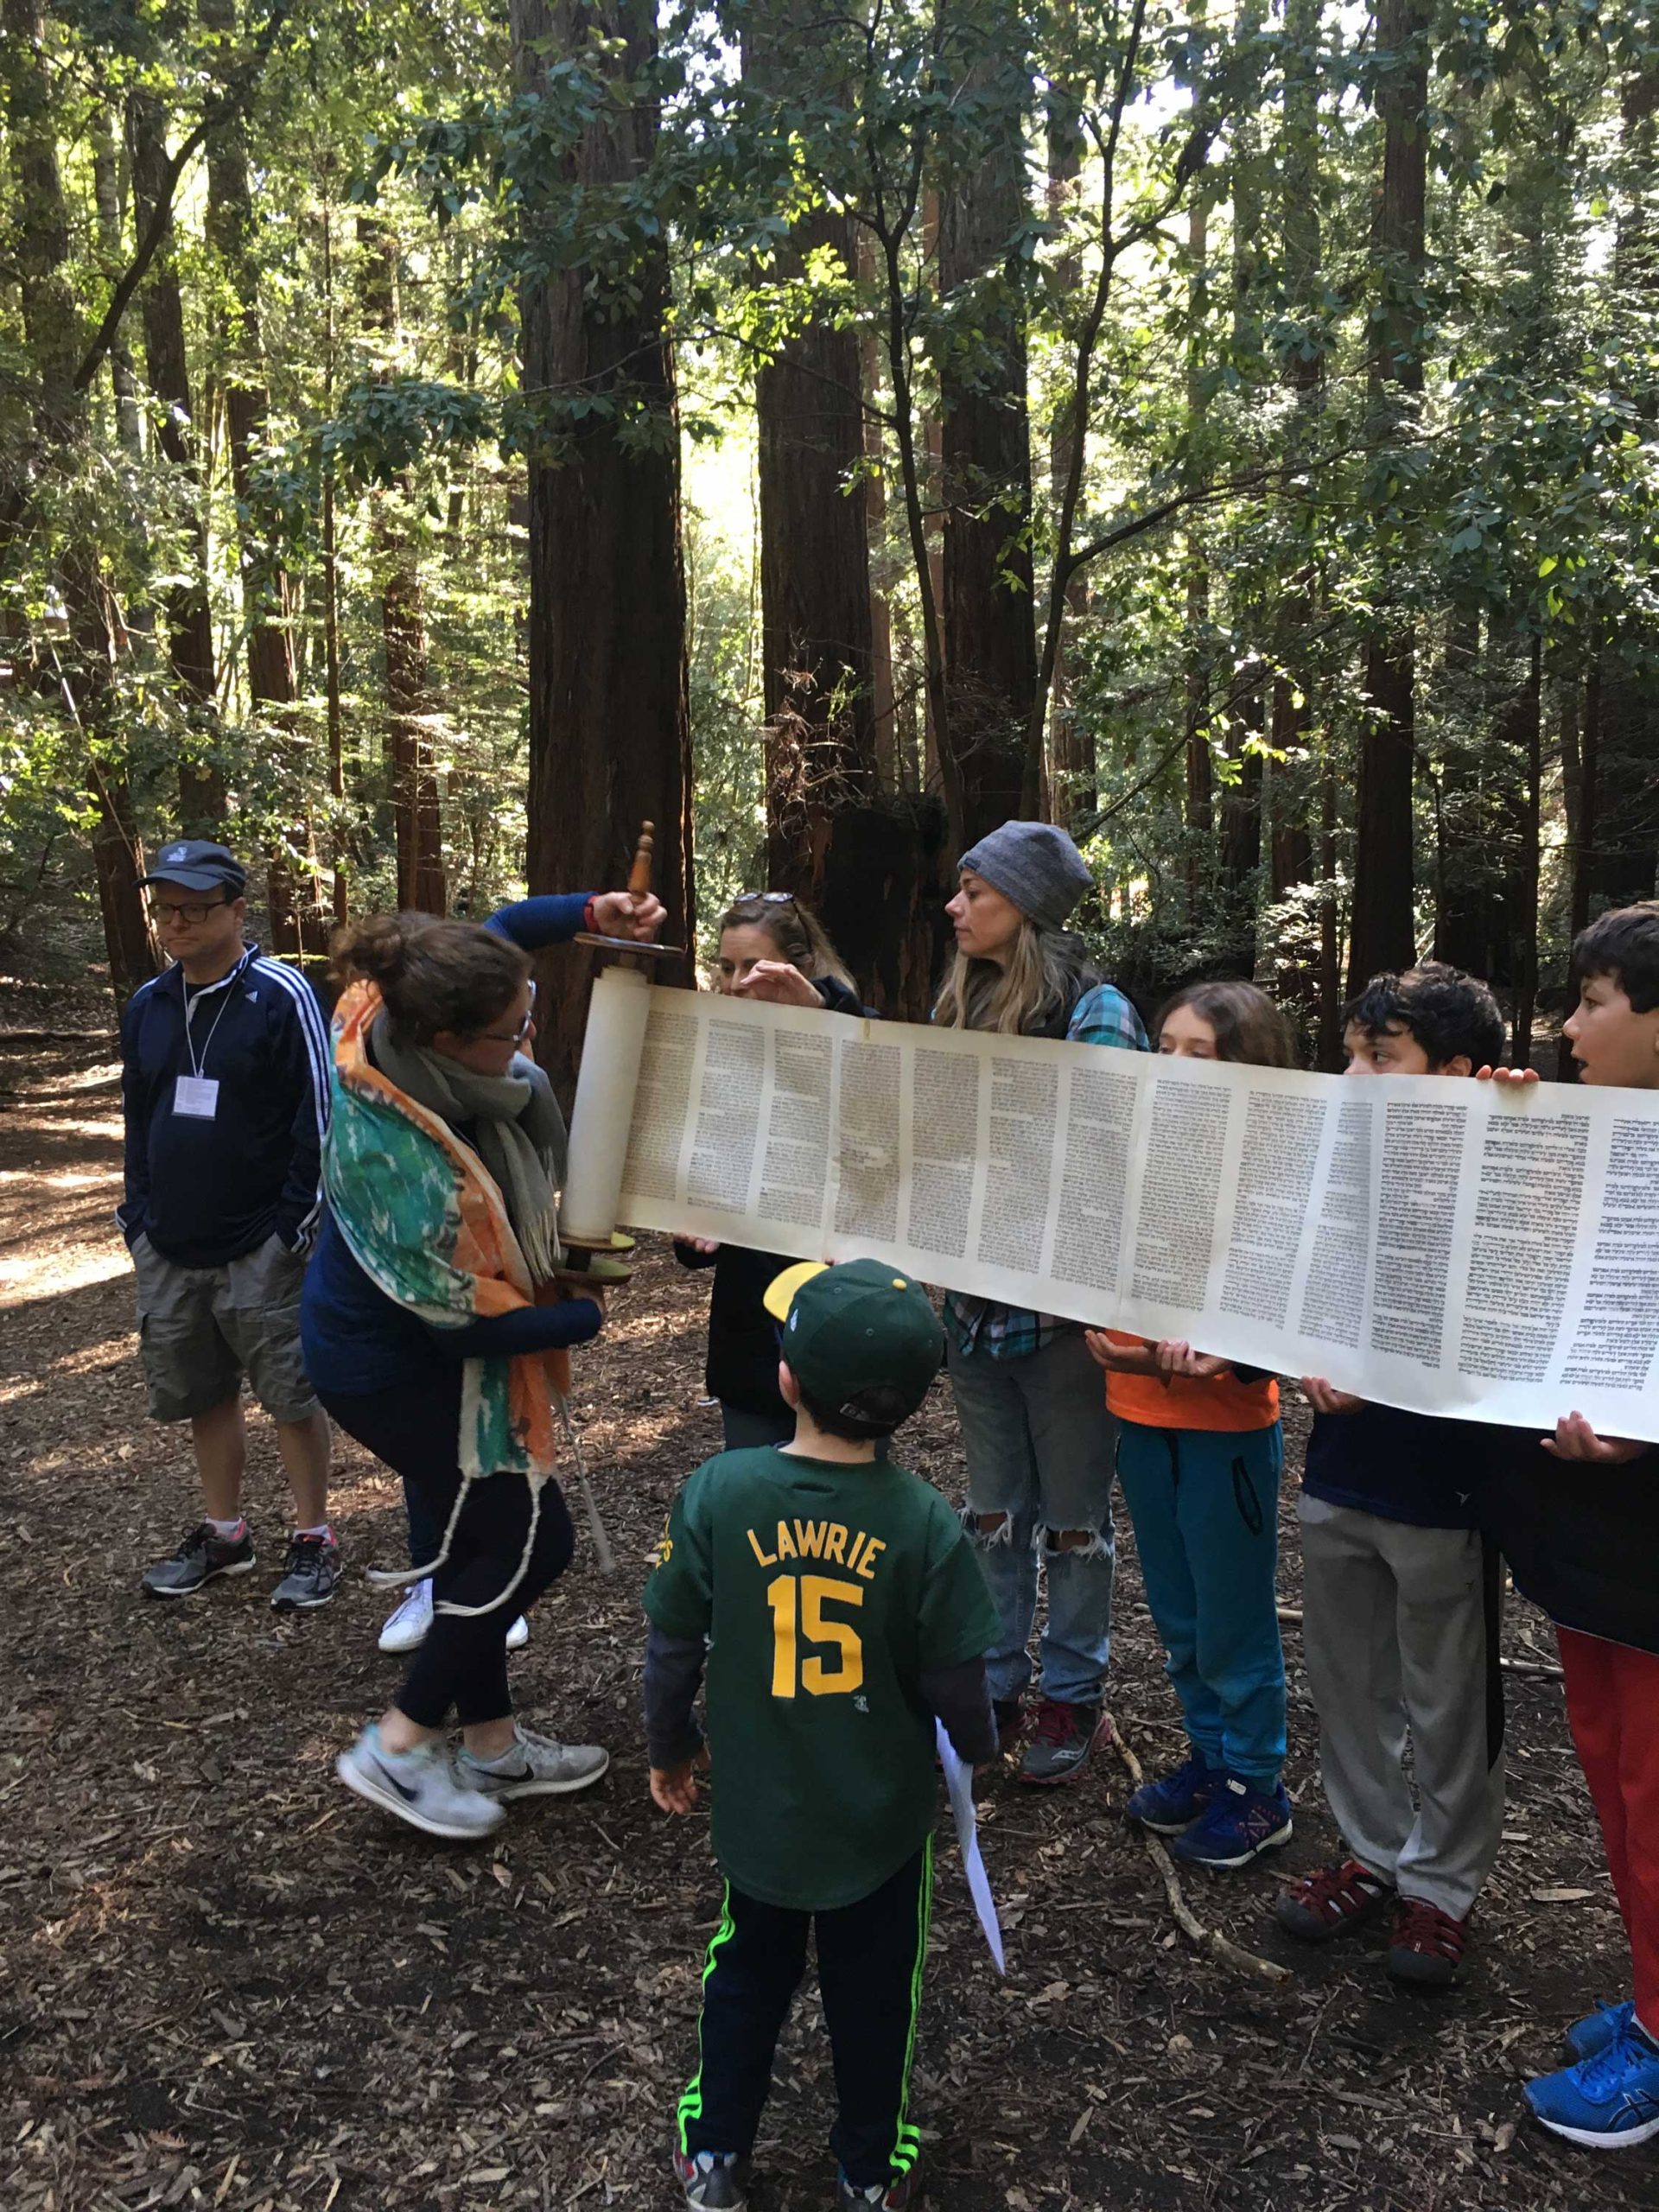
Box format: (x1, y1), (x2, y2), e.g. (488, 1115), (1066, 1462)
(131, 1232), (319, 1426)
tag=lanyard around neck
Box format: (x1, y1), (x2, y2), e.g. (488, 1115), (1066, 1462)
(182, 953), (247, 1081)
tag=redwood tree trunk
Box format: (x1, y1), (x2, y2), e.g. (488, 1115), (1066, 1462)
(1348, 0), (1427, 989)
(512, 0), (693, 1102)
(129, 89), (224, 830)
(751, 179), (875, 893)
(938, 51), (1036, 849)
(204, 0), (323, 956)
(361, 218), (446, 913)
(4, 0), (157, 1002)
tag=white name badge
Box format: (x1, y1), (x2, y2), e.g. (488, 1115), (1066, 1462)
(173, 1075), (220, 1120)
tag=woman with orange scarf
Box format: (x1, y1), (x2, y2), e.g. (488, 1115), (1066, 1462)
(302, 889), (660, 1841)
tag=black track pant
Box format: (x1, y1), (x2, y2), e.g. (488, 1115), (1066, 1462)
(677, 1843), (932, 2191)
(320, 1367), (573, 1727)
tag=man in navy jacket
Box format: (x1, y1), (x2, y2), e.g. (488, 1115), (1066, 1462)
(119, 841), (336, 1608)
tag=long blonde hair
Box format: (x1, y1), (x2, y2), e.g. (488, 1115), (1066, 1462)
(716, 892), (857, 992)
(933, 919), (1090, 1036)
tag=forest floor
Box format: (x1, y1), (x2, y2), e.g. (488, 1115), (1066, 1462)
(3, 995), (1656, 2212)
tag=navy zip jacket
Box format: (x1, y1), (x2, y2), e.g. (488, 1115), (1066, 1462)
(301, 895), (604, 1397)
(118, 944), (331, 1267)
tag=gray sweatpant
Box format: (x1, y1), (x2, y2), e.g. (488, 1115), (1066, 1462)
(1297, 1493), (1505, 1918)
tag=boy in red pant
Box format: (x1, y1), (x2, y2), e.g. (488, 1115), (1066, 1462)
(1484, 901), (1659, 2149)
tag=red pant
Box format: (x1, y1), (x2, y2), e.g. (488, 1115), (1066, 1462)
(1558, 1625), (1659, 2030)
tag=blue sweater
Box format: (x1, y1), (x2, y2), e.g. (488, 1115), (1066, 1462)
(118, 945), (331, 1266)
(302, 895), (602, 1396)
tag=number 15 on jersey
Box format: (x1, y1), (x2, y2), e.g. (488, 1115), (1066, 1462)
(766, 1573), (865, 1698)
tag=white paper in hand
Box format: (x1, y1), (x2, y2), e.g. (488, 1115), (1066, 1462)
(936, 1719), (1005, 1974)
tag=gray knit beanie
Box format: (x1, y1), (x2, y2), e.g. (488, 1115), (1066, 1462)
(957, 821), (1095, 931)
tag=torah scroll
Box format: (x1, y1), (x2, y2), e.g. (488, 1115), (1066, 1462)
(567, 970), (1659, 1442)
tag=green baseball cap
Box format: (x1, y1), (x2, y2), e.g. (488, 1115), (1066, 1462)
(764, 1257), (944, 1428)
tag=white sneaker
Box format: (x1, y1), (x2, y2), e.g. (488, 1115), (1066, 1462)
(456, 1726), (610, 1801)
(378, 1579), (529, 1654)
(378, 1578), (434, 1653)
(336, 1722), (505, 1840)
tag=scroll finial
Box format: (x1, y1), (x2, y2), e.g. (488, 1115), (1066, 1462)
(628, 821), (656, 899)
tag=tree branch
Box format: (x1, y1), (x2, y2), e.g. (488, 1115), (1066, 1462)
(71, 1), (294, 398)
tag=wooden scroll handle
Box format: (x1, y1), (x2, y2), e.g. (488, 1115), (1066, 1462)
(628, 821), (656, 899)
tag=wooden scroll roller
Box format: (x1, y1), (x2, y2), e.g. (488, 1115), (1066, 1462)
(555, 820), (684, 1289)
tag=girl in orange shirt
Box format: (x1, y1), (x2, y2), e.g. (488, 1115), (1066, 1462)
(1085, 981), (1294, 1872)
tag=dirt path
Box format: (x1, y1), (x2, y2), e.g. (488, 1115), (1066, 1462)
(0, 1026), (1646, 2212)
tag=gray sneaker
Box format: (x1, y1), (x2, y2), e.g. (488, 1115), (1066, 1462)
(336, 1723), (505, 1840)
(1017, 1698), (1110, 1787)
(143, 1520), (256, 1597)
(456, 1726), (610, 1801)
(271, 1531), (340, 1611)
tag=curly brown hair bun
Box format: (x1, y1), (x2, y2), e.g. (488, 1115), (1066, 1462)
(331, 912), (531, 1046)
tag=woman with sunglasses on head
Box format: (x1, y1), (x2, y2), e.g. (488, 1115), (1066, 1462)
(302, 886), (662, 1840)
(675, 892), (868, 1449)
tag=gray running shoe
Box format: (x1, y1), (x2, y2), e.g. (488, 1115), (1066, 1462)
(143, 1521), (255, 1598)
(336, 1723), (505, 1840)
(271, 1531), (340, 1610)
(1017, 1698), (1109, 1787)
(457, 1726), (610, 1801)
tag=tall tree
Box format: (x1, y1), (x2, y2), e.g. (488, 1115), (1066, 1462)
(746, 5), (877, 902)
(202, 0), (322, 952)
(359, 216), (446, 913)
(937, 22), (1036, 848)
(129, 87), (225, 830)
(3, 0), (157, 1000)
(512, 0), (693, 1098)
(1348, 0), (1428, 988)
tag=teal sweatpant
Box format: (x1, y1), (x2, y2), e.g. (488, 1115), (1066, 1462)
(1115, 1421), (1287, 1790)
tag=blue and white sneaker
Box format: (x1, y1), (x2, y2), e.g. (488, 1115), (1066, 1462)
(1566, 2000), (1637, 2063)
(837, 2163), (921, 2207)
(671, 2149), (750, 2209)
(1127, 1752), (1217, 1836)
(1170, 1776), (1293, 1870)
(1526, 2016), (1659, 2148)
(336, 1722), (505, 1841)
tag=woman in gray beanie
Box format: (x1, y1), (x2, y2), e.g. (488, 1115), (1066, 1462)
(936, 820), (1148, 1785)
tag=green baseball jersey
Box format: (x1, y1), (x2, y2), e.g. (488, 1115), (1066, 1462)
(644, 1445), (997, 1910)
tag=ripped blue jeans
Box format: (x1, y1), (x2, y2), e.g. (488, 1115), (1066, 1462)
(946, 1328), (1117, 1707)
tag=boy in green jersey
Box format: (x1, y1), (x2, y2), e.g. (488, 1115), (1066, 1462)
(645, 1258), (1000, 2212)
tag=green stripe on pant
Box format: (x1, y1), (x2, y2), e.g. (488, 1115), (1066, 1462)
(675, 1844), (936, 2190)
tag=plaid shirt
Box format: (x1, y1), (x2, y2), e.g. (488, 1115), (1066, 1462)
(945, 982), (1149, 1361)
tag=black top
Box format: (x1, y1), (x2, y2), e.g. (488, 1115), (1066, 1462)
(1302, 1402), (1485, 1531)
(674, 975), (866, 1414)
(1482, 1428), (1659, 1656)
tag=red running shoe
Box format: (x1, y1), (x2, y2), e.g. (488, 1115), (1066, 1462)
(1274, 1857), (1395, 1942)
(1388, 1896), (1469, 1986)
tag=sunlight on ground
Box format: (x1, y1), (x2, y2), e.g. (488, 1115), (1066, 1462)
(0, 1243), (130, 1304)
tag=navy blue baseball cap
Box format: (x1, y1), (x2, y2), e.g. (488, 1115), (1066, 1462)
(139, 841), (247, 896)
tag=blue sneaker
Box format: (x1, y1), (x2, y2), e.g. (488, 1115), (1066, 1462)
(1525, 2017), (1659, 2148)
(1169, 1776), (1293, 1870)
(1127, 1752), (1217, 1836)
(1566, 2000), (1637, 2063)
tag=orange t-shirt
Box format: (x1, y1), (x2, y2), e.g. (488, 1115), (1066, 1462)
(1100, 1332), (1279, 1433)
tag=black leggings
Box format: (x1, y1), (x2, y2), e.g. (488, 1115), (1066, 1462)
(320, 1366), (575, 1728)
